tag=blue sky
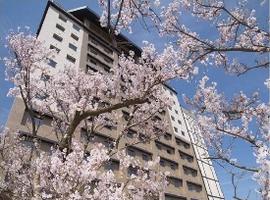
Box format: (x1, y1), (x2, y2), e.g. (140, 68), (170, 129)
(0, 0), (268, 199)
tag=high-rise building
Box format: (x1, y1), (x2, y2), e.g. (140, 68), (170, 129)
(6, 1), (224, 200)
(182, 110), (225, 200)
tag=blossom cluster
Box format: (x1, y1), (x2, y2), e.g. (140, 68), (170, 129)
(0, 130), (167, 200)
(184, 76), (270, 198)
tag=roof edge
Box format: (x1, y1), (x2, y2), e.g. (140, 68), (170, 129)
(36, 1), (178, 96)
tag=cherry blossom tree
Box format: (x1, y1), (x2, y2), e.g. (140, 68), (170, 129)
(1, 0), (269, 199)
(0, 128), (168, 200)
(97, 0), (270, 199)
(0, 25), (198, 199)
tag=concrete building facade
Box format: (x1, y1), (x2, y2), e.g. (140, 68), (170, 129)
(182, 110), (225, 200)
(6, 1), (224, 200)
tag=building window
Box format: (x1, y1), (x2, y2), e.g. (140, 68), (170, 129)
(179, 151), (194, 162)
(175, 110), (178, 114)
(103, 64), (111, 72)
(36, 92), (49, 100)
(168, 177), (183, 188)
(183, 166), (198, 177)
(167, 149), (173, 154)
(71, 33), (79, 41)
(138, 133), (148, 143)
(89, 36), (99, 45)
(174, 180), (182, 187)
(160, 158), (178, 169)
(21, 113), (35, 125)
(156, 141), (175, 155)
(21, 111), (50, 127)
(156, 143), (162, 150)
(56, 23), (65, 32)
(48, 59), (57, 67)
(58, 14), (67, 22)
(170, 163), (177, 170)
(66, 55), (76, 63)
(104, 123), (116, 130)
(89, 46), (98, 55)
(87, 55), (97, 65)
(171, 115), (175, 121)
(164, 133), (172, 140)
(176, 138), (190, 149)
(174, 127), (178, 133)
(90, 59), (96, 65)
(103, 56), (113, 64)
(181, 131), (185, 136)
(103, 47), (113, 55)
(142, 154), (150, 161)
(158, 109), (166, 115)
(81, 132), (114, 148)
(103, 140), (113, 148)
(187, 182), (202, 192)
(49, 45), (60, 53)
(69, 43), (77, 51)
(165, 194), (186, 200)
(105, 160), (119, 171)
(128, 166), (138, 176)
(170, 91), (173, 96)
(126, 132), (133, 138)
(153, 115), (161, 122)
(122, 110), (130, 121)
(127, 149), (135, 156)
(184, 143), (190, 149)
(72, 24), (80, 31)
(160, 159), (165, 166)
(178, 120), (182, 125)
(86, 65), (98, 73)
(53, 34), (63, 42)
(127, 129), (136, 138)
(41, 73), (50, 81)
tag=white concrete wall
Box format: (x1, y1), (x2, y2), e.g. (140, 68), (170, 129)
(38, 6), (84, 72)
(183, 110), (225, 199)
(163, 86), (190, 141)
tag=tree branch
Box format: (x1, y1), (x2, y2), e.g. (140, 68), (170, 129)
(207, 156), (258, 172)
